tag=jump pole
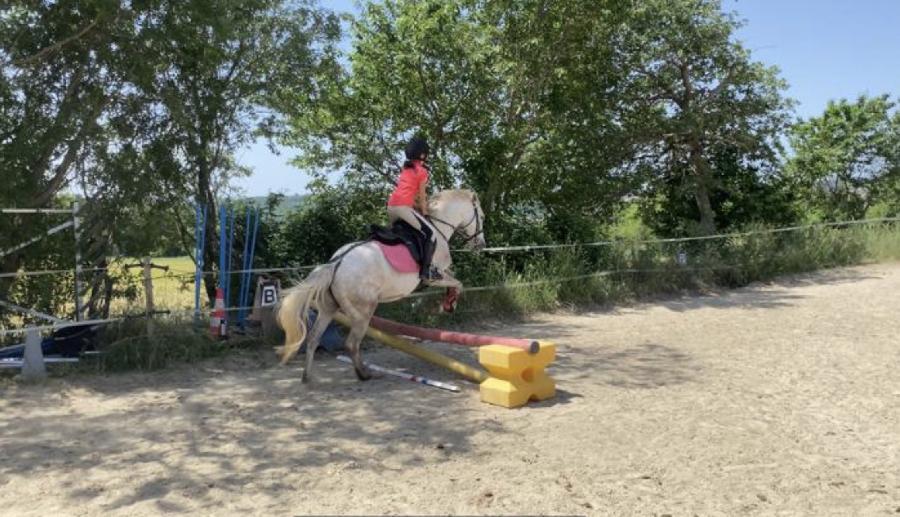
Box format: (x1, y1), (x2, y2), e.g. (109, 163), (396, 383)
(368, 315), (541, 353)
(331, 312), (488, 384)
(336, 355), (460, 392)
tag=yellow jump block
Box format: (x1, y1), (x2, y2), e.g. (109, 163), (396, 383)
(478, 342), (556, 408)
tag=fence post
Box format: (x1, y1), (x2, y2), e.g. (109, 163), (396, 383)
(21, 329), (46, 382)
(142, 257), (155, 336)
(72, 201), (83, 321)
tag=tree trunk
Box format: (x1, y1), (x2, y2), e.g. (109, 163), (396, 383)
(85, 261), (109, 320)
(692, 180), (717, 235)
(196, 157), (218, 305)
(688, 141), (717, 235)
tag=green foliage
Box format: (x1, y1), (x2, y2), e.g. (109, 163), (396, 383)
(377, 221), (900, 328)
(643, 147), (799, 236)
(786, 95), (900, 220)
(609, 204), (656, 241)
(284, 0), (794, 246)
(1, 1), (341, 316)
(271, 188), (379, 267)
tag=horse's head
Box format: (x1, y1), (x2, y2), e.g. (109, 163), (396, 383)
(430, 189), (486, 250)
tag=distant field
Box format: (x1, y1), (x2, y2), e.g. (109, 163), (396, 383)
(113, 254), (283, 316)
(114, 256), (196, 315)
(149, 256), (195, 275)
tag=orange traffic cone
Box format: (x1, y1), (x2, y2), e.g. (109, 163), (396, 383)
(210, 287), (227, 339)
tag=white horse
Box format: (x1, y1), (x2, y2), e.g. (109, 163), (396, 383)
(276, 189), (486, 382)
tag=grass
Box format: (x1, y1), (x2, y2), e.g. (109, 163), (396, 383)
(377, 220), (900, 327)
(75, 256), (269, 371)
(85, 316), (226, 372)
(109, 256), (197, 315)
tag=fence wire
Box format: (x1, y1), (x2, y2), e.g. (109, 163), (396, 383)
(4, 216), (898, 280)
(2, 216), (898, 337)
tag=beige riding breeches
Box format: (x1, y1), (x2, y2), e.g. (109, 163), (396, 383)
(387, 205), (425, 233)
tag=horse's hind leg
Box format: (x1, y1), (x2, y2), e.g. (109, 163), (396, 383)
(341, 302), (378, 381)
(300, 300), (338, 384)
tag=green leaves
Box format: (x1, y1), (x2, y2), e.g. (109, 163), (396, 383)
(786, 95), (900, 220)
(0, 0), (342, 315)
(284, 0), (795, 242)
(283, 0), (632, 243)
(616, 0), (794, 235)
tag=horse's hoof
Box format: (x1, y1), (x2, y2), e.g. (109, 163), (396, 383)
(300, 371), (310, 384)
(355, 366), (373, 381)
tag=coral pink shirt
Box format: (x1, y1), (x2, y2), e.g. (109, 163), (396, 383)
(387, 160), (428, 207)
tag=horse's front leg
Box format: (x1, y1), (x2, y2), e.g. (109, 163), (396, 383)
(428, 270), (462, 313)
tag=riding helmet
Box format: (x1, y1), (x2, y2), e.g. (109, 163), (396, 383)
(405, 136), (430, 160)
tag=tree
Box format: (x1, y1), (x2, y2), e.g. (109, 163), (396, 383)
(786, 95), (899, 220)
(472, 0), (635, 242)
(0, 1), (124, 312)
(283, 1), (500, 195)
(617, 0), (793, 235)
(129, 0), (340, 301)
(283, 0), (634, 244)
(643, 146), (797, 234)
(284, 0), (794, 246)
(1, 0), (341, 320)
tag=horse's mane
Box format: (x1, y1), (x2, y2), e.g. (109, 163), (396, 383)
(430, 189), (475, 206)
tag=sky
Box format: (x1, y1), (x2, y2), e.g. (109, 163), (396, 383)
(232, 0), (900, 197)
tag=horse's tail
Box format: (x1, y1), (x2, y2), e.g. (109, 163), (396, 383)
(275, 263), (337, 365)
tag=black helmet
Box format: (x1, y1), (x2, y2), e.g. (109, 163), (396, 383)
(404, 136), (430, 160)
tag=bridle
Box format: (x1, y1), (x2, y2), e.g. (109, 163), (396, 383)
(427, 197), (484, 247)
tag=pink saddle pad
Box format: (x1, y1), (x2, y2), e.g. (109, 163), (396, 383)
(375, 242), (420, 274)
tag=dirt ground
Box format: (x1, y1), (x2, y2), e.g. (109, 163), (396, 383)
(2, 263), (899, 516)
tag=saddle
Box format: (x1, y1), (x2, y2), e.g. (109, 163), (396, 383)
(367, 220), (430, 265)
(369, 220), (434, 272)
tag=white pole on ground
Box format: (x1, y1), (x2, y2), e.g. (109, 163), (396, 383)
(21, 329), (46, 382)
(336, 355), (460, 392)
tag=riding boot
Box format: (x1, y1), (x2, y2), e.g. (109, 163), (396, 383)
(419, 237), (442, 281)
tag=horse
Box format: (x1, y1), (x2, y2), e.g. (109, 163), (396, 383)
(275, 189), (486, 382)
